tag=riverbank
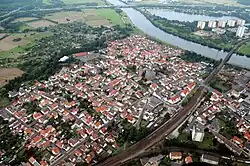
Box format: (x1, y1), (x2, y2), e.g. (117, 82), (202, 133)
(140, 9), (250, 58)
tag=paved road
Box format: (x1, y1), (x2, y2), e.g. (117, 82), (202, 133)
(96, 39), (250, 166)
(208, 127), (246, 156)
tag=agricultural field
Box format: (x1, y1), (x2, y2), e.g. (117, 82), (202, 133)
(12, 17), (38, 23)
(83, 9), (111, 26)
(0, 68), (24, 87)
(96, 9), (129, 26)
(26, 20), (56, 28)
(62, 0), (106, 5)
(0, 35), (30, 52)
(0, 32), (52, 58)
(44, 11), (85, 24)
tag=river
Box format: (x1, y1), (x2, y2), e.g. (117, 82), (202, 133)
(106, 0), (250, 69)
(147, 9), (238, 22)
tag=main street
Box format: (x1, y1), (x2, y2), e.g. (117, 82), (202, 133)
(97, 39), (250, 166)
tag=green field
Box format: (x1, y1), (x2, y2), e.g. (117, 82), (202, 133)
(18, 24), (34, 31)
(96, 9), (127, 26)
(198, 133), (214, 150)
(43, 0), (52, 5)
(238, 43), (250, 56)
(62, 0), (105, 5)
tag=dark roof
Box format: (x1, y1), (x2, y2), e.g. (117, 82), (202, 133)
(202, 154), (219, 162)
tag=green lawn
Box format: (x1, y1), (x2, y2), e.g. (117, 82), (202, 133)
(96, 9), (125, 26)
(198, 133), (215, 150)
(43, 0), (52, 5)
(18, 24), (34, 31)
(140, 120), (148, 128)
(177, 132), (190, 142)
(218, 119), (226, 129)
(62, 0), (105, 5)
(238, 43), (250, 56)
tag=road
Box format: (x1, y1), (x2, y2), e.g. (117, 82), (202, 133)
(97, 39), (250, 166)
(208, 127), (248, 156)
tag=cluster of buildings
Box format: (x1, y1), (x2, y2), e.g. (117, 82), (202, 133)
(185, 69), (250, 158)
(0, 36), (212, 165)
(141, 152), (219, 166)
(197, 19), (245, 29)
(197, 19), (247, 38)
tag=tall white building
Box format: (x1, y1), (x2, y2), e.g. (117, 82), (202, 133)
(192, 125), (204, 142)
(237, 19), (246, 26)
(227, 19), (236, 27)
(197, 21), (206, 29)
(218, 20), (227, 28)
(236, 26), (246, 38)
(208, 21), (216, 28)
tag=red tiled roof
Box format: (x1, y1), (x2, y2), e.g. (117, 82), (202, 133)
(52, 147), (60, 155)
(75, 52), (88, 57)
(33, 113), (42, 120)
(32, 135), (42, 144)
(185, 156), (193, 164)
(233, 136), (243, 144)
(74, 149), (82, 157)
(40, 161), (48, 166)
(95, 105), (108, 112)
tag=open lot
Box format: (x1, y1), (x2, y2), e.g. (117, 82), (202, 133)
(0, 33), (6, 39)
(44, 11), (85, 24)
(26, 20), (56, 28)
(12, 17), (38, 23)
(0, 68), (24, 87)
(62, 0), (106, 5)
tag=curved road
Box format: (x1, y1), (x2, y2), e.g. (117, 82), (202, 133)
(96, 39), (250, 166)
